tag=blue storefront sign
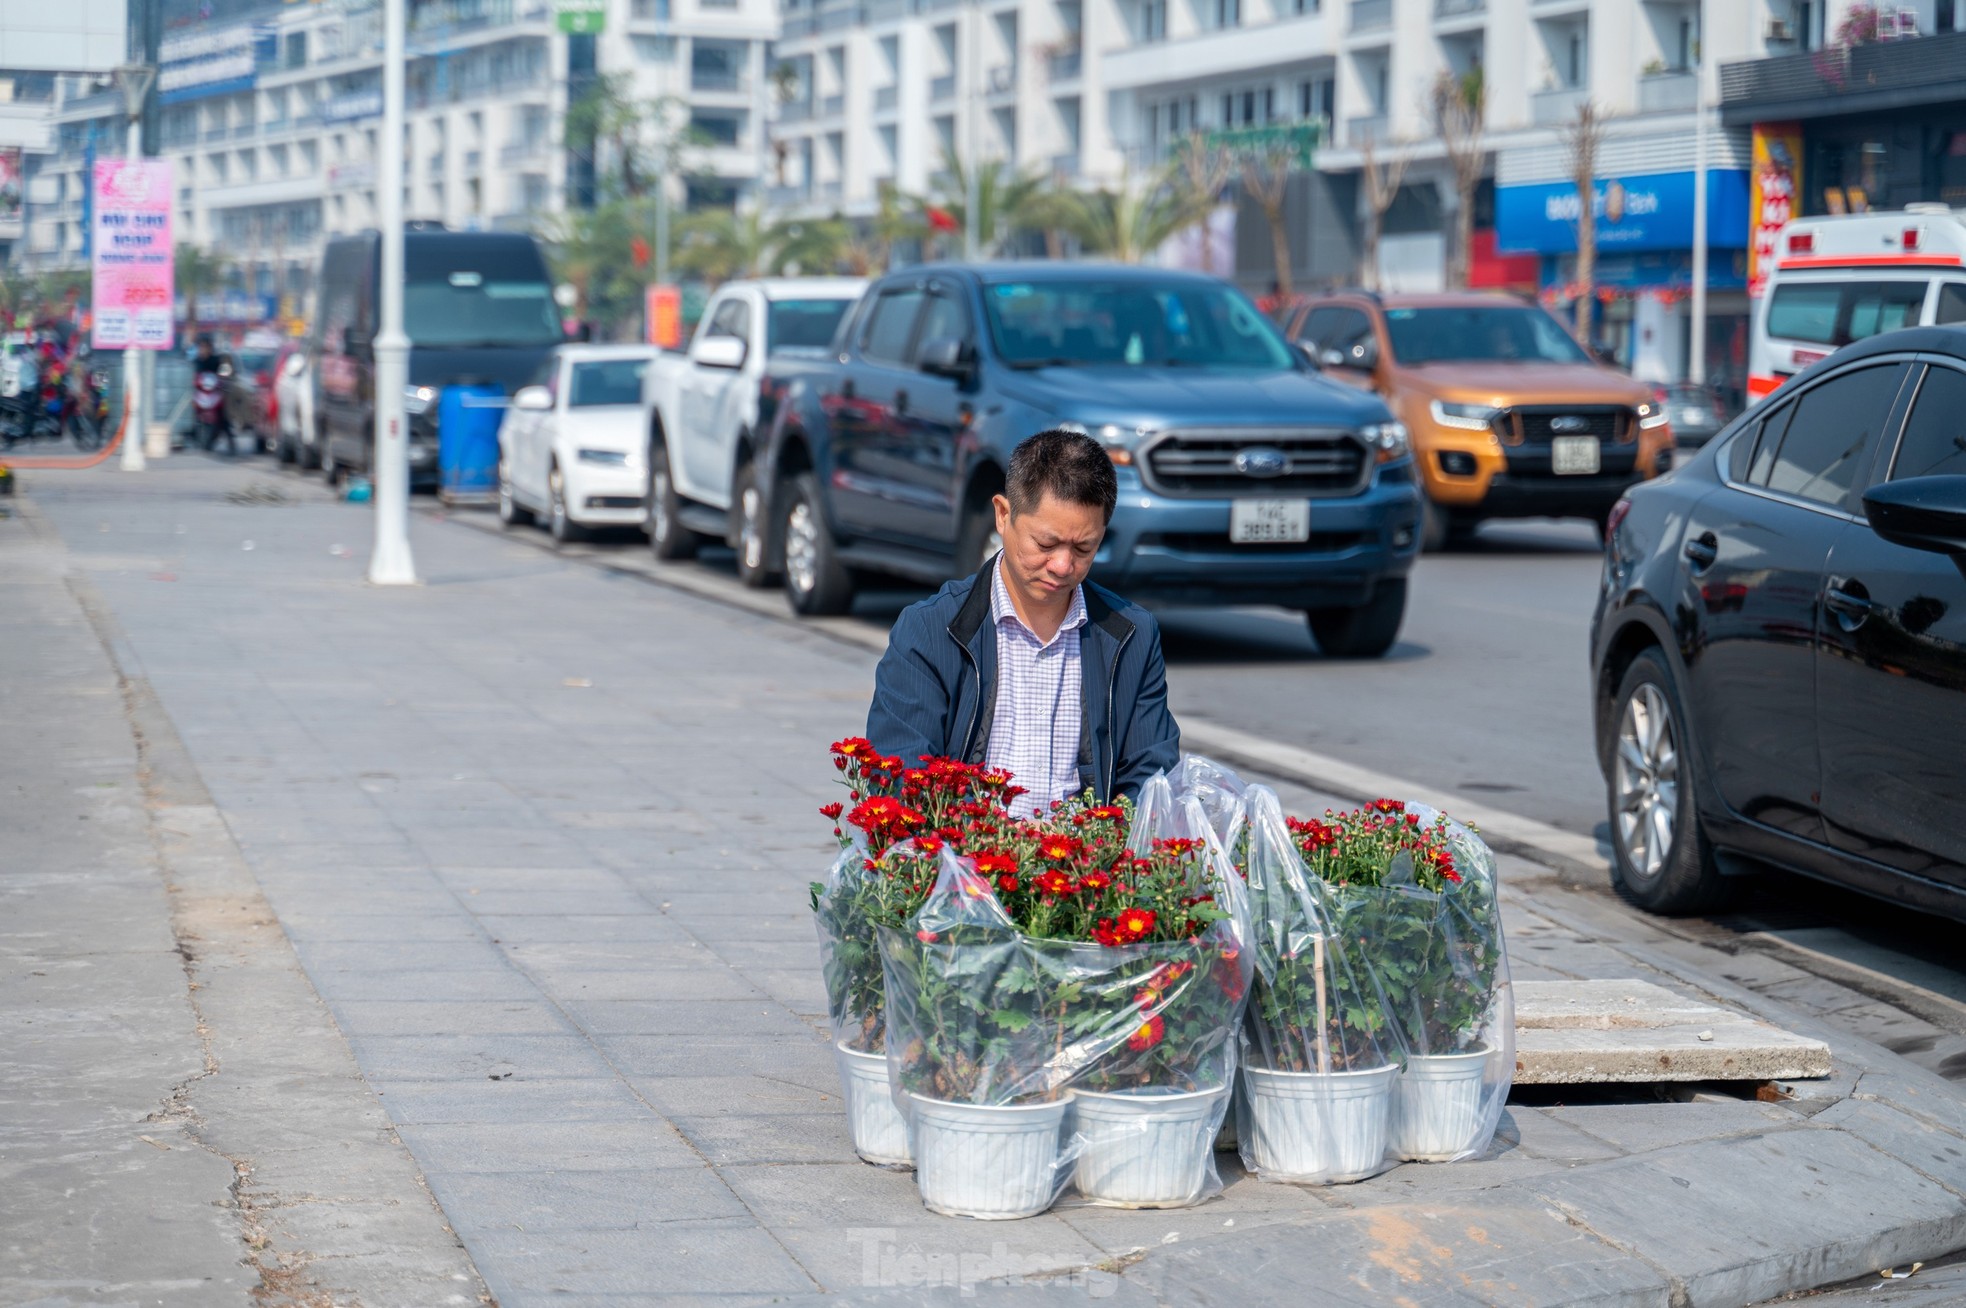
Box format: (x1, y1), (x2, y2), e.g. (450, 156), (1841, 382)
(1496, 169), (1751, 255)
(159, 23), (277, 104)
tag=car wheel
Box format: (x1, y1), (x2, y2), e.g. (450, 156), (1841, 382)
(1607, 648), (1728, 914)
(497, 461), (534, 527)
(276, 431), (296, 465)
(732, 459), (778, 587)
(647, 440), (696, 561)
(957, 495), (1005, 578)
(548, 465), (585, 543)
(1306, 577), (1406, 659)
(782, 471), (855, 616)
(1420, 499), (1478, 552)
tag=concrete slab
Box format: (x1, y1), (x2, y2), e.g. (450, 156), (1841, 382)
(1515, 978), (1834, 1084)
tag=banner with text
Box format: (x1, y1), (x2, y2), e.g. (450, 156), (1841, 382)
(91, 160), (175, 351)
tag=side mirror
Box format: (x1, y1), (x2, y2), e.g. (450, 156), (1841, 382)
(513, 385), (553, 412)
(692, 335), (747, 370)
(917, 336), (974, 380)
(1863, 475), (1966, 556)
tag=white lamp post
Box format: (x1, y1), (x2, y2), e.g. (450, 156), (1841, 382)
(116, 62), (155, 473)
(368, 0), (417, 585)
(1689, 0), (1709, 386)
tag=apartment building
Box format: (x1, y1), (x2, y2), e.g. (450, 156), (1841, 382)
(12, 0), (777, 315)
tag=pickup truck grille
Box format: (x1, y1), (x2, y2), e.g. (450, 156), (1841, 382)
(1506, 406), (1632, 446)
(1142, 429), (1369, 498)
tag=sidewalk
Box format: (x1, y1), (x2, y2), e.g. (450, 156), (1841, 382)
(6, 457), (1965, 1307)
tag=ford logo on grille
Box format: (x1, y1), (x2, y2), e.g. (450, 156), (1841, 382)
(1549, 415), (1591, 433)
(1235, 446), (1289, 478)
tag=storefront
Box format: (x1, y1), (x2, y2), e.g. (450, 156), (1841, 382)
(1495, 166), (1752, 404)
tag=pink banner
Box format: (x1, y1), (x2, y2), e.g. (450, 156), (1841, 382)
(91, 160), (175, 351)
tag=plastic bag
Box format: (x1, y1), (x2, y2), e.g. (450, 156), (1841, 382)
(878, 828), (1253, 1217)
(1165, 755), (1252, 849)
(812, 843), (916, 1167)
(1234, 787), (1404, 1183)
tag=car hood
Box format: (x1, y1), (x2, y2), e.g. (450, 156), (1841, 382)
(1401, 361), (1650, 407)
(997, 364), (1390, 429)
(555, 408), (645, 451)
(407, 343), (557, 395)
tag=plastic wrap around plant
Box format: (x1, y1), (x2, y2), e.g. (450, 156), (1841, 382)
(878, 815), (1253, 1216)
(1235, 787), (1514, 1177)
(1165, 756), (1252, 850)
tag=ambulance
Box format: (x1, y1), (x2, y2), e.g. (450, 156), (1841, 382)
(1749, 203), (1966, 405)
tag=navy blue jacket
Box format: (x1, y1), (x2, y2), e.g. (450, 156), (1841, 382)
(866, 563), (1181, 803)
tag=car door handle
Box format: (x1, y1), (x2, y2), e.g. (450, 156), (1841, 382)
(894, 389), (909, 414)
(1824, 578), (1876, 632)
(1684, 532), (1718, 572)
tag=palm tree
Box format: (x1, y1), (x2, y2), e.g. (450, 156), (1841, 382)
(671, 209), (852, 286)
(843, 182), (925, 276)
(923, 150), (1052, 258)
(1044, 173), (1189, 264)
(1166, 134), (1237, 274)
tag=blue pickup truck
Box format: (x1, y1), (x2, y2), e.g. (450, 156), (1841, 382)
(747, 263), (1424, 656)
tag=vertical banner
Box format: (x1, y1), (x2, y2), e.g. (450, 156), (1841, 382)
(646, 284), (683, 349)
(0, 148), (22, 221)
(91, 159), (176, 351)
(1748, 122), (1802, 300)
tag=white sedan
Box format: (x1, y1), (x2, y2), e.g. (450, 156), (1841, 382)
(498, 344), (657, 541)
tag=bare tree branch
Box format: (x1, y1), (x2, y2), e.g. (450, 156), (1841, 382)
(1358, 134), (1412, 292)
(1429, 68), (1486, 290)
(1565, 99), (1605, 340)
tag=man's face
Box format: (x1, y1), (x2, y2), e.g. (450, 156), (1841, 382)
(993, 491), (1106, 604)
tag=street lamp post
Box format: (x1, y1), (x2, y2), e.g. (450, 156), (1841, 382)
(369, 0), (417, 584)
(963, 0), (980, 261)
(115, 62), (155, 473)
(1689, 0), (1709, 386)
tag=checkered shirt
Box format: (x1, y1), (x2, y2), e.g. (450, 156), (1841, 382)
(985, 558), (1088, 819)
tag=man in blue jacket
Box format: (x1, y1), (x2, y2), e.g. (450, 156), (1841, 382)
(867, 428), (1180, 815)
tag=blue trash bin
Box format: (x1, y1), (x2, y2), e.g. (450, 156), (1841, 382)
(438, 384), (506, 505)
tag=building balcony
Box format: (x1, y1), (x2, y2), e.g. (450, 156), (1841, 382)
(1047, 49), (1082, 82)
(780, 99), (814, 123)
(691, 68), (749, 93)
(822, 93), (845, 117)
(1721, 30), (1966, 122)
(1346, 113), (1388, 147)
(874, 84), (899, 112)
(1638, 69), (1697, 115)
(631, 0), (670, 17)
(817, 180), (842, 204)
(765, 183), (810, 208)
(818, 1), (863, 29)
(863, 0), (915, 20)
(781, 13), (817, 36)
(1434, 0), (1483, 14)
(1349, 0), (1390, 33)
(930, 74), (956, 102)
(1531, 85), (1588, 126)
(465, 148), (483, 171)
(1100, 13), (1333, 90)
(988, 63), (1019, 95)
(500, 140), (550, 168)
(1050, 151), (1080, 178)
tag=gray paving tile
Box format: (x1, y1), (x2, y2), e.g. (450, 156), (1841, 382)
(345, 1033), (618, 1081)
(461, 1223), (817, 1297)
(394, 1120), (706, 1175)
(376, 1077), (653, 1125)
(426, 1167), (751, 1232)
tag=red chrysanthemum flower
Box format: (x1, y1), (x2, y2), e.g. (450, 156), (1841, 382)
(1126, 1014), (1166, 1052)
(819, 802), (844, 821)
(1117, 907), (1156, 939)
(997, 874), (1019, 895)
(1091, 918), (1124, 947)
(973, 851), (1017, 877)
(1034, 869), (1074, 898)
(1038, 835), (1084, 863)
(1077, 869), (1112, 894)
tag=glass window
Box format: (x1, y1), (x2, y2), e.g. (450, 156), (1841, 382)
(1382, 305), (1589, 365)
(1756, 364), (1903, 509)
(766, 298), (853, 351)
(1935, 282), (1966, 325)
(982, 278), (1296, 370)
(568, 358), (648, 407)
(1767, 280), (1927, 347)
(1727, 410), (1775, 483)
(912, 289), (972, 359)
(707, 298), (750, 341)
(860, 288), (926, 365)
(402, 249), (560, 347)
(1891, 366), (1966, 481)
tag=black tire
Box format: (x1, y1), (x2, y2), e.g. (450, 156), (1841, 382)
(1420, 498), (1479, 552)
(497, 459), (534, 527)
(956, 489), (1005, 578)
(647, 439), (696, 561)
(301, 434), (322, 471)
(781, 470), (855, 616)
(731, 458), (778, 587)
(1605, 648), (1729, 914)
(67, 410), (103, 452)
(547, 464), (585, 543)
(1307, 576), (1407, 659)
(276, 431), (296, 465)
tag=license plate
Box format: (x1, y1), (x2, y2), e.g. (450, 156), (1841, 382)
(1230, 498), (1310, 543)
(1551, 436), (1601, 476)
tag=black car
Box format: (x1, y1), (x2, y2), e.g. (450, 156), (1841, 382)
(1592, 326), (1966, 921)
(1653, 381), (1731, 448)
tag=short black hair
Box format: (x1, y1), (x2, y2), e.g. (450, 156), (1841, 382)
(1006, 429), (1118, 523)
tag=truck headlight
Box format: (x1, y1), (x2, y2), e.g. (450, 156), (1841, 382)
(404, 385), (436, 416)
(577, 448), (628, 466)
(1429, 399), (1499, 431)
(1636, 401), (1670, 430)
(1361, 420), (1409, 462)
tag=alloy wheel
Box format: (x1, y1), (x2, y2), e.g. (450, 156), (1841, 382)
(550, 469), (568, 537)
(785, 500), (819, 598)
(1614, 684), (1679, 879)
(651, 465), (672, 546)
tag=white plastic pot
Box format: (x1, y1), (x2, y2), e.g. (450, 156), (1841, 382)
(1242, 1063), (1395, 1183)
(834, 1041), (912, 1166)
(912, 1094), (1073, 1220)
(1072, 1085), (1229, 1208)
(1391, 1045), (1491, 1162)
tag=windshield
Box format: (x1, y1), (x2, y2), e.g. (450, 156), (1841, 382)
(1382, 305), (1591, 365)
(568, 358), (648, 407)
(984, 279), (1297, 370)
(402, 240), (562, 349)
(237, 351), (276, 376)
(768, 298), (854, 351)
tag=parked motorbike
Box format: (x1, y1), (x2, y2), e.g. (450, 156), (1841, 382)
(66, 366), (110, 451)
(192, 369), (232, 453)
